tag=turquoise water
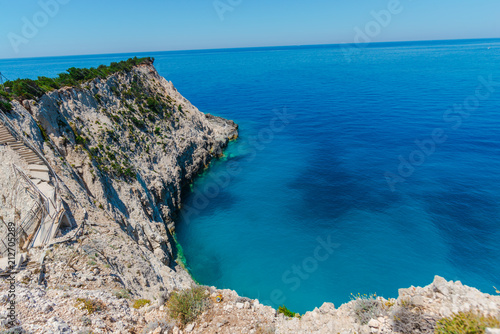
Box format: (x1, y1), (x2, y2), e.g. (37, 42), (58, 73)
(2, 39), (500, 313)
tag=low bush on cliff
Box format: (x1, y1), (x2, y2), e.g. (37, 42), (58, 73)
(167, 285), (210, 325)
(75, 297), (106, 314)
(3, 57), (154, 102)
(434, 311), (500, 334)
(132, 299), (151, 309)
(278, 305), (300, 318)
(0, 100), (12, 112)
(393, 306), (436, 334)
(351, 293), (384, 325)
(0, 89), (11, 100)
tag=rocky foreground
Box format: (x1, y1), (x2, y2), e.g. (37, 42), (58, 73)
(1, 275), (499, 333)
(0, 60), (499, 333)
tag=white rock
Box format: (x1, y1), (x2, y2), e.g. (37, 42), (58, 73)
(368, 319), (379, 328)
(433, 275), (450, 295)
(486, 329), (500, 334)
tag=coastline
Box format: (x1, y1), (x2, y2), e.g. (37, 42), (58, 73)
(1, 59), (499, 333)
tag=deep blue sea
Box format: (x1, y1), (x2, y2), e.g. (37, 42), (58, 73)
(2, 39), (500, 313)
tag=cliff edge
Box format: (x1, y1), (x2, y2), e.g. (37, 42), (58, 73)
(0, 58), (237, 301)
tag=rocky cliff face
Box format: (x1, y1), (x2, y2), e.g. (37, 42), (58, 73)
(0, 61), (237, 299)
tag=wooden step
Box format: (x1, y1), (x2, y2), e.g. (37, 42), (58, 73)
(26, 160), (43, 165)
(29, 164), (49, 171)
(19, 151), (38, 157)
(23, 157), (42, 162)
(8, 143), (26, 149)
(29, 171), (50, 182)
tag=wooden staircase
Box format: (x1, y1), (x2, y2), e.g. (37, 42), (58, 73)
(0, 122), (49, 181)
(0, 120), (62, 262)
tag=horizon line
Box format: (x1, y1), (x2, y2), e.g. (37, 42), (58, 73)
(1, 37), (499, 61)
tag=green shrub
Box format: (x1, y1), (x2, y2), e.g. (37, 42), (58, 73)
(75, 135), (86, 145)
(110, 86), (121, 97)
(131, 116), (145, 127)
(434, 311), (500, 334)
(75, 298), (106, 314)
(106, 129), (118, 141)
(0, 100), (12, 112)
(6, 78), (45, 100)
(122, 167), (136, 179)
(107, 151), (116, 161)
(36, 122), (50, 142)
(146, 97), (159, 112)
(167, 286), (209, 325)
(0, 89), (11, 101)
(278, 305), (299, 318)
(133, 299), (151, 309)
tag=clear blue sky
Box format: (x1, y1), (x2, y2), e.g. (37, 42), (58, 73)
(1, 0), (499, 59)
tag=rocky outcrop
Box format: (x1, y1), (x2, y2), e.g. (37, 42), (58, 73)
(0, 61), (237, 300)
(1, 276), (498, 333)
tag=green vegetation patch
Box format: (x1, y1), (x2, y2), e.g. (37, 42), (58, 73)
(278, 305), (300, 318)
(167, 286), (210, 325)
(2, 57), (154, 102)
(132, 299), (151, 309)
(75, 298), (106, 314)
(435, 311), (500, 334)
(0, 100), (12, 113)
